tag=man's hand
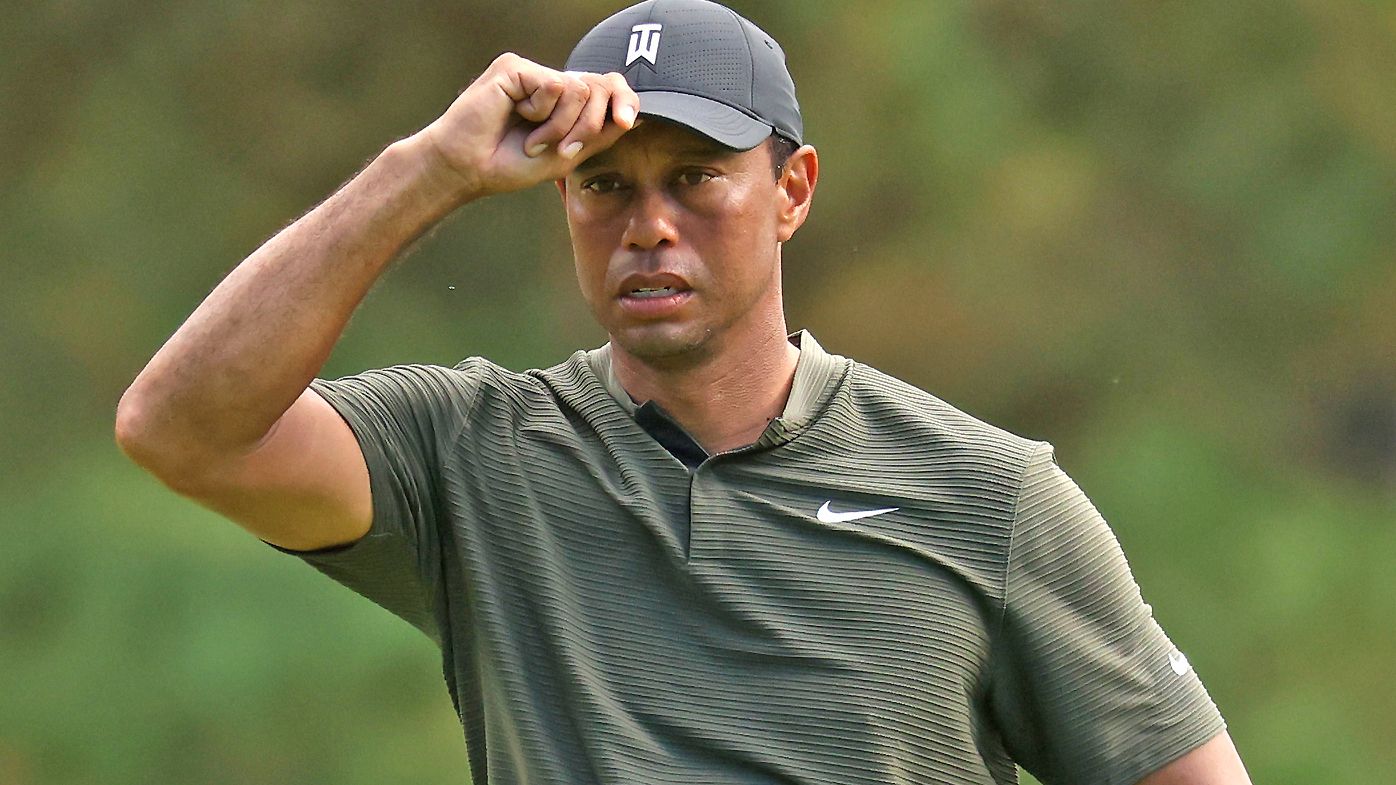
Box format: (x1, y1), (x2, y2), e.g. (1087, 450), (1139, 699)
(419, 53), (640, 200)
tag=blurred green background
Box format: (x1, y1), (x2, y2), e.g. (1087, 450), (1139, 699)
(3, 1), (1393, 783)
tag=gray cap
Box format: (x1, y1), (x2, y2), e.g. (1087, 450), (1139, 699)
(564, 0), (803, 150)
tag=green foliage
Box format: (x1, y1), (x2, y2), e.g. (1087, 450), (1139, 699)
(0, 453), (465, 783)
(2, 1), (1392, 782)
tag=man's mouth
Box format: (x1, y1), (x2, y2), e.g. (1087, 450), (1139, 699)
(627, 286), (681, 299)
(616, 271), (692, 300)
(615, 274), (693, 318)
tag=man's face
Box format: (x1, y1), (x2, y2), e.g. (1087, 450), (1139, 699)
(559, 120), (812, 366)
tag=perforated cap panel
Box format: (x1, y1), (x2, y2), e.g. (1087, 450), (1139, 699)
(565, 0), (802, 148)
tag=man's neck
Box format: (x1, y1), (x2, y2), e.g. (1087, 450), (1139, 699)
(611, 326), (801, 455)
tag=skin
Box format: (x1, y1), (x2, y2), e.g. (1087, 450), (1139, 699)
(1139, 733), (1252, 785)
(114, 51), (1251, 785)
(115, 54), (641, 551)
(558, 120), (816, 452)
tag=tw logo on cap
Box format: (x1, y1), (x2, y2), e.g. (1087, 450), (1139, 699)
(626, 23), (662, 67)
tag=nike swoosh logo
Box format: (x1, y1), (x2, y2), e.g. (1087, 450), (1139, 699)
(1169, 649), (1192, 675)
(816, 501), (899, 524)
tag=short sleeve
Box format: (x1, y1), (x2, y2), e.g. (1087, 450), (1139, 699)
(988, 443), (1225, 785)
(267, 361), (484, 644)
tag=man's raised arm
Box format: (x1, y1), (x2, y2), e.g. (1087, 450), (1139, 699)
(1137, 732), (1253, 785)
(115, 54), (639, 551)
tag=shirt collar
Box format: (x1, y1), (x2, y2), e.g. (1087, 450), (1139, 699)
(584, 330), (840, 429)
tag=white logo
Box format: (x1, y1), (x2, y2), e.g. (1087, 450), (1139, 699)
(1168, 648), (1192, 676)
(626, 23), (663, 67)
(816, 501), (899, 524)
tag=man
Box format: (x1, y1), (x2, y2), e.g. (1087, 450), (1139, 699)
(116, 1), (1252, 783)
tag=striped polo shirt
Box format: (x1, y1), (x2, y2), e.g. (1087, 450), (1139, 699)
(282, 332), (1224, 785)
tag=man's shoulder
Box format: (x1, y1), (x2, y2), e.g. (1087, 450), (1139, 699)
(456, 351), (610, 418)
(315, 353), (589, 419)
(769, 354), (1045, 599)
(424, 351), (593, 398)
(835, 358), (1043, 470)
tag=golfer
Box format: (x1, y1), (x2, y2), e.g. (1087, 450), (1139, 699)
(117, 1), (1252, 783)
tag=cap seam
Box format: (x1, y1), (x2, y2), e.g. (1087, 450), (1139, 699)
(724, 5), (758, 109)
(637, 0), (661, 77)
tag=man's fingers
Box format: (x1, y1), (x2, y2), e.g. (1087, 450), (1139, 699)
(494, 53), (558, 102)
(516, 78), (564, 124)
(567, 77), (643, 165)
(570, 113), (635, 167)
(551, 73), (640, 161)
(556, 84), (615, 160)
(604, 72), (640, 129)
(492, 60), (641, 160)
(492, 53), (575, 128)
(427, 55), (641, 196)
(522, 75), (591, 156)
(477, 58), (641, 172)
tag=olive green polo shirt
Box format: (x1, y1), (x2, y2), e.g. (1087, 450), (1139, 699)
(281, 333), (1225, 785)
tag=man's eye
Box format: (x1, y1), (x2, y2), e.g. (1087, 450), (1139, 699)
(676, 171), (713, 187)
(582, 177), (622, 194)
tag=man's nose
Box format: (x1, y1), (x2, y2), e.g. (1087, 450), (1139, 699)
(621, 188), (679, 251)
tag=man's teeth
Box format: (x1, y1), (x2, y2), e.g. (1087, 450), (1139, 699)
(630, 287), (677, 298)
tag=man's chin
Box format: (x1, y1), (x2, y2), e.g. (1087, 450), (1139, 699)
(610, 323), (714, 368)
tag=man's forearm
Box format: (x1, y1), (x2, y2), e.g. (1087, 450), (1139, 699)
(117, 133), (468, 474)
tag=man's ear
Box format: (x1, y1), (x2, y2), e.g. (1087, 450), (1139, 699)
(775, 145), (818, 243)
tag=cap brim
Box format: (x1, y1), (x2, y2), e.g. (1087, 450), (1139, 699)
(637, 92), (773, 151)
